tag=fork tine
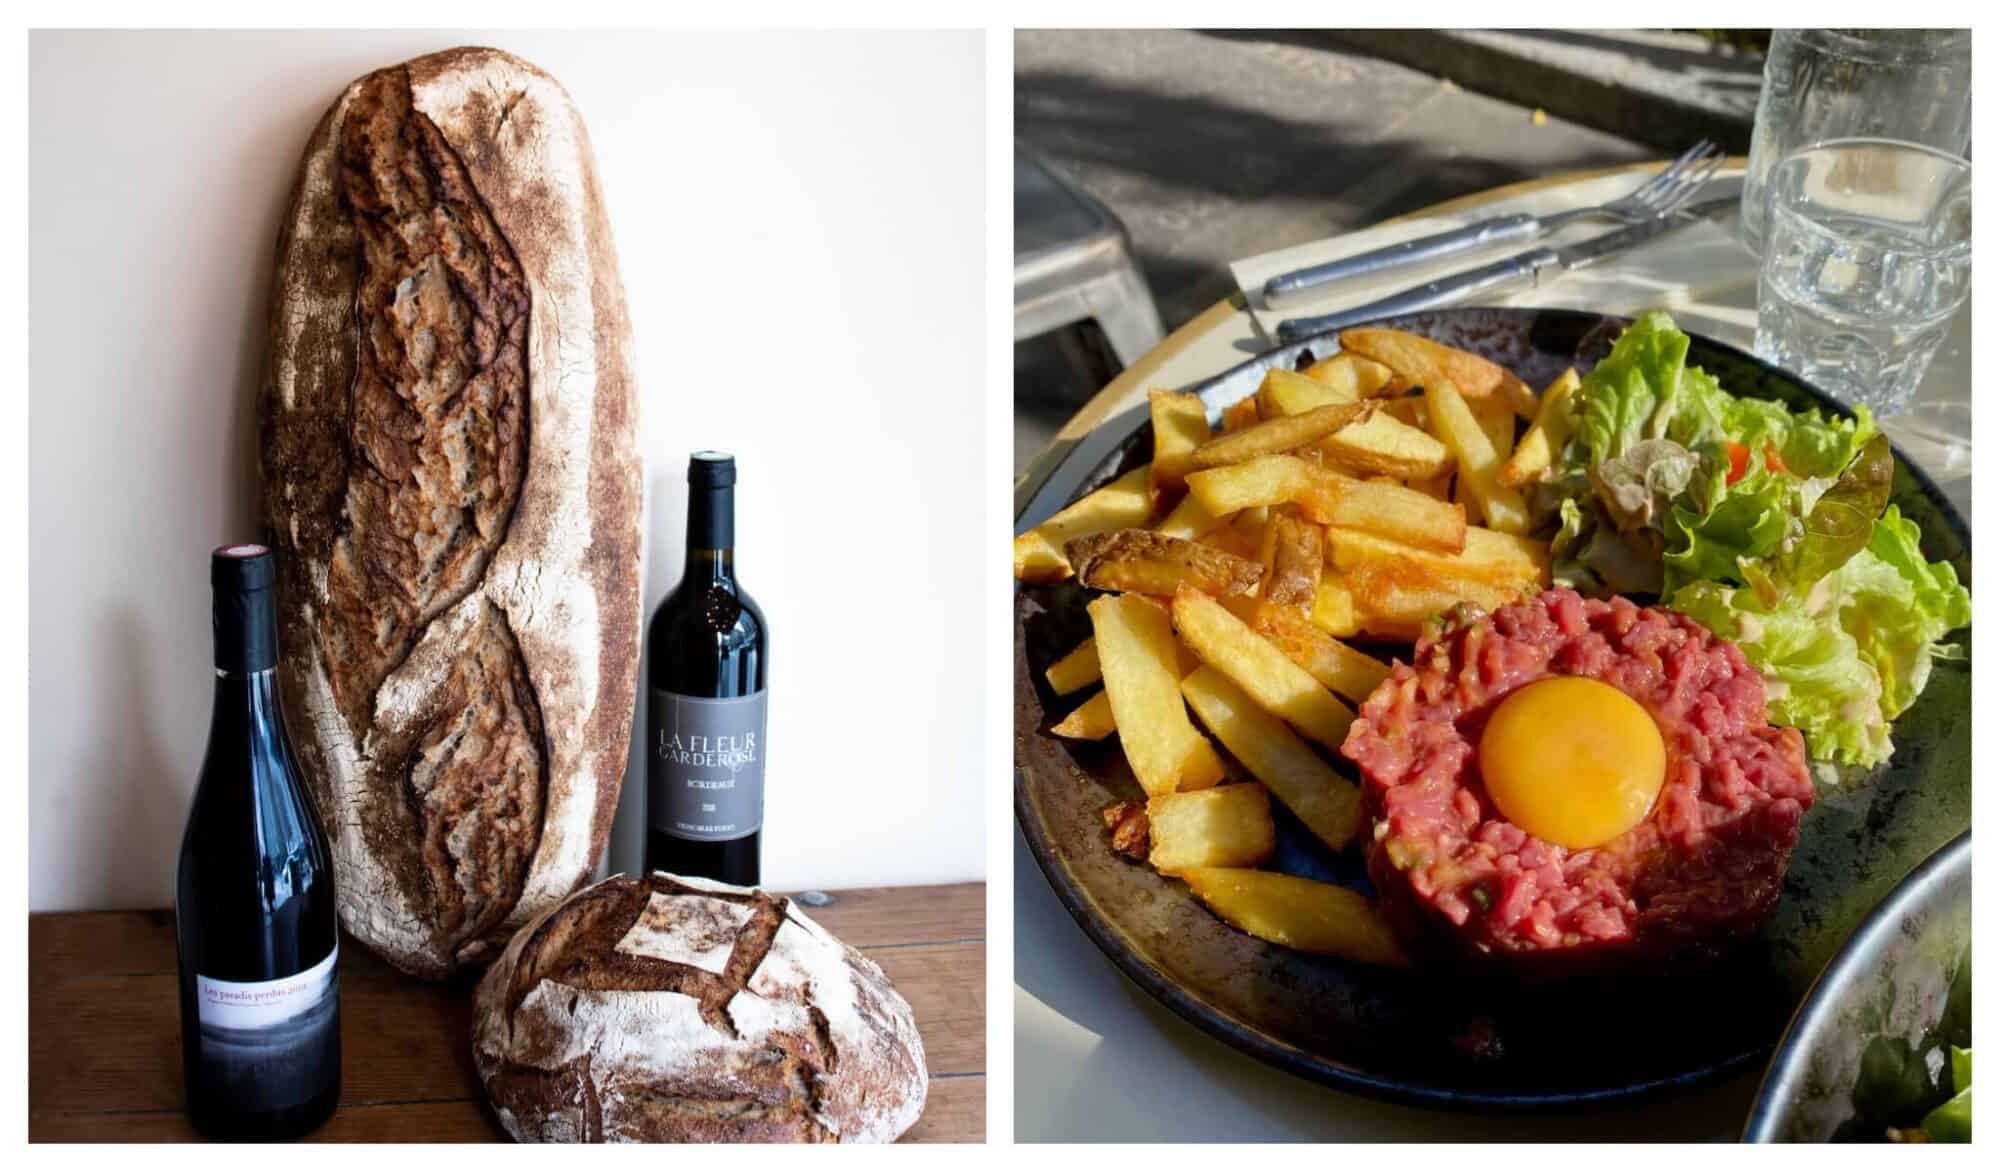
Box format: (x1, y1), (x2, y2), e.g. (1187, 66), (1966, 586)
(1625, 139), (1714, 204)
(1631, 139), (1719, 209)
(1654, 153), (1728, 216)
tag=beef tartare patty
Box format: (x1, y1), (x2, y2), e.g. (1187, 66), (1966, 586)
(1341, 588), (1815, 974)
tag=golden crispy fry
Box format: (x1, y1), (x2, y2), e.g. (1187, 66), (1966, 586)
(1045, 638), (1102, 695)
(1344, 558), (1527, 633)
(1153, 488), (1229, 540)
(1251, 602), (1392, 702)
(1102, 800), (1150, 860)
(1185, 453), (1314, 515)
(1254, 509), (1281, 578)
(1088, 594), (1227, 798)
(1291, 463), (1468, 553)
(1305, 351), (1402, 399)
(1310, 407), (1453, 480)
(1312, 579), (1363, 637)
(1190, 401), (1368, 469)
(1406, 469), (1453, 501)
(1473, 395), (1517, 458)
(1425, 378), (1530, 535)
(1182, 868), (1409, 965)
(1014, 463), (1155, 582)
(1263, 513), (1323, 617)
(1051, 690), (1116, 740)
(1221, 396), (1261, 433)
(1196, 520), (1263, 562)
(1338, 327), (1539, 419)
(1146, 784), (1276, 875)
(1378, 394), (1429, 431)
(1498, 367), (1581, 488)
(1067, 529), (1265, 598)
(1256, 366), (1355, 418)
(1149, 389), (1212, 503)
(1325, 525), (1550, 590)
(1170, 585), (1356, 751)
(1180, 666), (1363, 852)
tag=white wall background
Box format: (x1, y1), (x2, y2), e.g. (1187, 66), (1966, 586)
(29, 29), (987, 911)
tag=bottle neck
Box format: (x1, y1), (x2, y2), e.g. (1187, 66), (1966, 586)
(207, 667), (285, 759)
(213, 583), (278, 674)
(685, 484), (736, 580)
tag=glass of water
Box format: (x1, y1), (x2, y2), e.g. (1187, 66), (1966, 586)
(1755, 139), (1970, 417)
(1741, 29), (1970, 255)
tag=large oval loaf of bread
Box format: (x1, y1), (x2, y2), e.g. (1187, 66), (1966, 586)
(472, 873), (929, 1143)
(261, 47), (641, 979)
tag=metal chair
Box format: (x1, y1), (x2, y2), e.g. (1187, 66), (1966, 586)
(1014, 149), (1164, 381)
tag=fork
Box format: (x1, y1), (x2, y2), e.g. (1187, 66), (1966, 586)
(1261, 140), (1727, 307)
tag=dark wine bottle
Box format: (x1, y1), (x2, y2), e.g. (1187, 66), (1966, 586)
(175, 543), (340, 1141)
(646, 452), (769, 886)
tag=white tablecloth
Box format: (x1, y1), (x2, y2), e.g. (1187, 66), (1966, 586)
(1015, 165), (1972, 1142)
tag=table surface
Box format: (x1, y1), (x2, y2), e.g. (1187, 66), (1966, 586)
(1014, 160), (1971, 1142)
(30, 882), (984, 1143)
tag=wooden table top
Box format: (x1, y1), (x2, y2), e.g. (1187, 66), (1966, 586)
(30, 882), (985, 1143)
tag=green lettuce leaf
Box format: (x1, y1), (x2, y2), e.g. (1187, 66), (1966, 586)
(1666, 506), (1970, 767)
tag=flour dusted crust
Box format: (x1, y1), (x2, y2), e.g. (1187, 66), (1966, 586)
(472, 874), (929, 1143)
(261, 47), (641, 979)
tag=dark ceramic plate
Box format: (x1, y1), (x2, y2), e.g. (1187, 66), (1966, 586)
(1014, 307), (1972, 1109)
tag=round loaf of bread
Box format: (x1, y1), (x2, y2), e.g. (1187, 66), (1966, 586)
(261, 46), (641, 979)
(471, 873), (928, 1143)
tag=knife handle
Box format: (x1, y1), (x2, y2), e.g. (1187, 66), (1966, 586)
(1273, 247), (1558, 345)
(1262, 214), (1543, 307)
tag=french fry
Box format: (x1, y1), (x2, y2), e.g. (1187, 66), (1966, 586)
(1250, 603), (1392, 701)
(1344, 558), (1527, 632)
(1221, 396), (1261, 433)
(1305, 351), (1401, 399)
(1262, 513), (1323, 617)
(1291, 463), (1468, 553)
(1050, 690), (1116, 740)
(1182, 868), (1409, 966)
(1378, 395), (1429, 431)
(1045, 638), (1101, 695)
(1148, 390), (1212, 503)
(1146, 784), (1275, 875)
(1254, 509), (1281, 579)
(1325, 525), (1550, 590)
(1014, 463), (1155, 582)
(1498, 367), (1580, 488)
(1067, 529), (1264, 598)
(1196, 520), (1263, 561)
(1256, 366), (1355, 418)
(1338, 327), (1539, 419)
(1407, 470), (1453, 501)
(1181, 666), (1364, 852)
(1190, 401), (1367, 469)
(1310, 407), (1453, 480)
(1312, 579), (1362, 637)
(1185, 453), (1314, 515)
(1170, 585), (1356, 751)
(1153, 488), (1229, 540)
(1088, 594), (1227, 798)
(1425, 378), (1529, 535)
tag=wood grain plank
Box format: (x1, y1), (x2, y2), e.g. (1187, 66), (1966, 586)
(29, 887), (984, 1143)
(779, 883), (984, 948)
(26, 883), (983, 982)
(30, 1076), (984, 1142)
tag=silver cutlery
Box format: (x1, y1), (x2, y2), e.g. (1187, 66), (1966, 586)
(1272, 182), (1741, 344)
(1261, 141), (1728, 307)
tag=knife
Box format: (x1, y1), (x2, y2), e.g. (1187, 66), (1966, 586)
(1272, 190), (1741, 345)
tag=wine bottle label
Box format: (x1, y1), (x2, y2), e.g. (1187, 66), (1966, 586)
(649, 688), (767, 842)
(193, 944), (339, 1112)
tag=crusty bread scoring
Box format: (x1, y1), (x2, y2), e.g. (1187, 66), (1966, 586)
(262, 47), (641, 979)
(473, 873), (929, 1143)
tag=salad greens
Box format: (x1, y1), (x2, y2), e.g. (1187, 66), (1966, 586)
(1917, 1045), (1972, 1142)
(1542, 312), (1969, 769)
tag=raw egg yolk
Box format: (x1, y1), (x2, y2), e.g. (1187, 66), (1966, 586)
(1477, 677), (1665, 850)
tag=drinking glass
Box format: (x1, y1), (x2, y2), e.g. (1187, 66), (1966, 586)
(1755, 139), (1970, 417)
(1741, 29), (1970, 255)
